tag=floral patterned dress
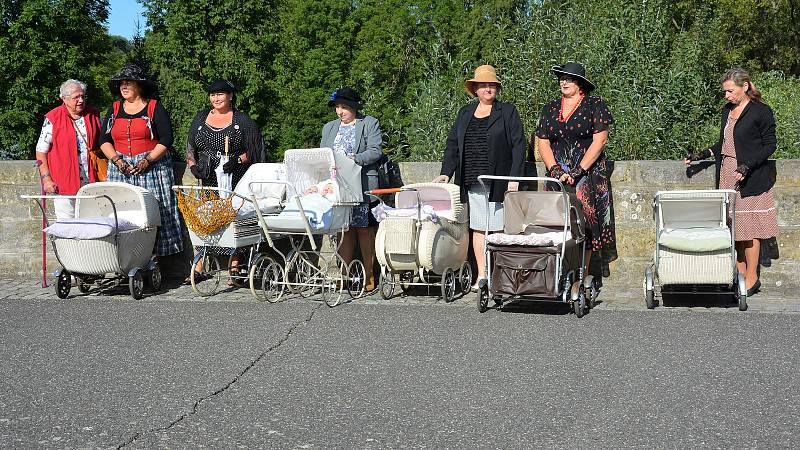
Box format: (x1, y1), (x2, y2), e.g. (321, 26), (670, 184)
(536, 95), (618, 271)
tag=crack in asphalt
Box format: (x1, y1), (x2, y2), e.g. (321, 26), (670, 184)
(117, 303), (324, 448)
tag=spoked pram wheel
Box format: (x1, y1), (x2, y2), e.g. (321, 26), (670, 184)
(441, 267), (456, 302)
(248, 254), (275, 301)
(346, 260), (366, 299)
(736, 272), (748, 311)
(477, 285), (489, 313)
(56, 269), (71, 299)
(380, 271), (396, 300)
(321, 259), (344, 307)
(129, 269), (145, 300)
(191, 251), (222, 297)
(644, 266), (656, 309)
(261, 261), (286, 303)
(458, 262), (473, 296)
(286, 255), (317, 298)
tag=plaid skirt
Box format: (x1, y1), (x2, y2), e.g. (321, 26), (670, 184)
(107, 152), (184, 256)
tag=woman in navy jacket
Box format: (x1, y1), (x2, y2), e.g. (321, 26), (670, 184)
(685, 68), (778, 296)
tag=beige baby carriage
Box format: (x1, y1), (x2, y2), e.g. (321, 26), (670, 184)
(644, 189), (746, 310)
(371, 183), (472, 302)
(22, 182), (162, 299)
(174, 163), (287, 299)
(477, 175), (596, 317)
(253, 148), (367, 307)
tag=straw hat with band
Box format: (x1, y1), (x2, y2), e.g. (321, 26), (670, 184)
(464, 65), (502, 96)
(550, 62), (595, 92)
(328, 87), (363, 110)
(108, 63), (156, 98)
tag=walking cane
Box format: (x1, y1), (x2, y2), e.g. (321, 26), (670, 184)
(35, 160), (47, 288)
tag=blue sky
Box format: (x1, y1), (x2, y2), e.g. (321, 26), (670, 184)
(106, 0), (147, 39)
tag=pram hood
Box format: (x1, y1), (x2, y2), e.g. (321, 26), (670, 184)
(75, 182), (161, 228)
(283, 148), (362, 204)
(232, 163), (287, 214)
(502, 191), (584, 239)
(394, 183), (467, 223)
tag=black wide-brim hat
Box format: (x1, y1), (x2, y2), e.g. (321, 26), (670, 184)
(206, 79), (236, 93)
(108, 63), (156, 98)
(551, 62), (595, 92)
(327, 87), (363, 110)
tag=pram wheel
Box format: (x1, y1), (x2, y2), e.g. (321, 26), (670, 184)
(346, 260), (366, 299)
(736, 272), (748, 311)
(261, 261), (286, 303)
(287, 256), (316, 298)
(248, 254), (275, 301)
(399, 271), (414, 293)
(441, 268), (456, 302)
(129, 269), (145, 299)
(477, 285), (489, 313)
(458, 262), (473, 296)
(644, 267), (656, 309)
(56, 270), (71, 299)
(380, 272), (396, 300)
(149, 265), (162, 293)
(191, 251), (222, 297)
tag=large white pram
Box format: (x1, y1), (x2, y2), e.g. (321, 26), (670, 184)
(22, 182), (162, 299)
(372, 183), (472, 301)
(254, 148), (367, 307)
(173, 163), (287, 299)
(644, 189), (747, 310)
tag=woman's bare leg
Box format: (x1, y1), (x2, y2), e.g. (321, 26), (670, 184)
(338, 229), (357, 266)
(356, 226), (377, 291)
(740, 239), (760, 289)
(473, 230), (487, 281)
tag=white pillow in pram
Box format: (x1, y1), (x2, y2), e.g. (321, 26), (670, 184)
(658, 227), (731, 252)
(278, 194), (333, 230)
(232, 163), (287, 216)
(44, 216), (139, 239)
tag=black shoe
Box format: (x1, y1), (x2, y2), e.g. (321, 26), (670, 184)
(746, 279), (761, 297)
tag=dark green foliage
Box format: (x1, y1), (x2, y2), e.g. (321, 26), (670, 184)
(0, 0), (119, 159)
(1, 0), (798, 161)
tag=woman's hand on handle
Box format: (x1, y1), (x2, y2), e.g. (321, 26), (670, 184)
(432, 175), (449, 183)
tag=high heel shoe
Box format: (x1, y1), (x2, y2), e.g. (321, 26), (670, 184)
(746, 279), (761, 297)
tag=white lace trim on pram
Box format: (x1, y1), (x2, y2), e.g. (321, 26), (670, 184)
(372, 204), (439, 223)
(486, 231), (566, 247)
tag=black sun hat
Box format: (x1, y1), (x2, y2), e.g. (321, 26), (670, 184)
(550, 62), (595, 92)
(205, 79), (236, 93)
(108, 63), (156, 98)
(327, 87), (363, 110)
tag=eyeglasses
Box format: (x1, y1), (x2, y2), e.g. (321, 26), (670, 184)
(65, 94), (85, 101)
(559, 76), (578, 83)
(119, 80), (137, 86)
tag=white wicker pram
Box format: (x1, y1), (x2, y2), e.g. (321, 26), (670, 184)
(372, 183), (471, 301)
(173, 163), (287, 299)
(254, 148), (367, 307)
(644, 189), (747, 310)
(23, 182), (162, 299)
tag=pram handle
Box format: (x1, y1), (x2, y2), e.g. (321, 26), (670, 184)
(366, 188), (402, 195)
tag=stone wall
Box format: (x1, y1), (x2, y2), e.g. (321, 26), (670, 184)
(6, 160), (799, 286)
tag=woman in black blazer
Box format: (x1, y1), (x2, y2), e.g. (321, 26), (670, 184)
(434, 65), (526, 290)
(685, 68), (778, 296)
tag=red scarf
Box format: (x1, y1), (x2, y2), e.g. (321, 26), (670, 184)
(43, 104), (101, 195)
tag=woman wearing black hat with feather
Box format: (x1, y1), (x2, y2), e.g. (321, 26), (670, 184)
(321, 87), (383, 293)
(536, 62), (618, 279)
(186, 79), (265, 189)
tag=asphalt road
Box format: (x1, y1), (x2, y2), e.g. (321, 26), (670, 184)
(1, 295), (798, 448)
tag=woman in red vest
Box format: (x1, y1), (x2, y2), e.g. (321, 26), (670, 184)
(35, 79), (102, 219)
(99, 64), (183, 257)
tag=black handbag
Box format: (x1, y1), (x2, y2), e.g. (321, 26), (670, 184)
(376, 153), (404, 188)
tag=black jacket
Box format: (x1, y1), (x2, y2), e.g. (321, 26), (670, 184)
(440, 100), (526, 203)
(709, 100), (776, 197)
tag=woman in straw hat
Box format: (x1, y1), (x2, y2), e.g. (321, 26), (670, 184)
(99, 63), (183, 257)
(434, 64), (526, 291)
(536, 62), (617, 279)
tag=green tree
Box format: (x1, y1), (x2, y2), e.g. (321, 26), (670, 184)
(0, 0), (114, 159)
